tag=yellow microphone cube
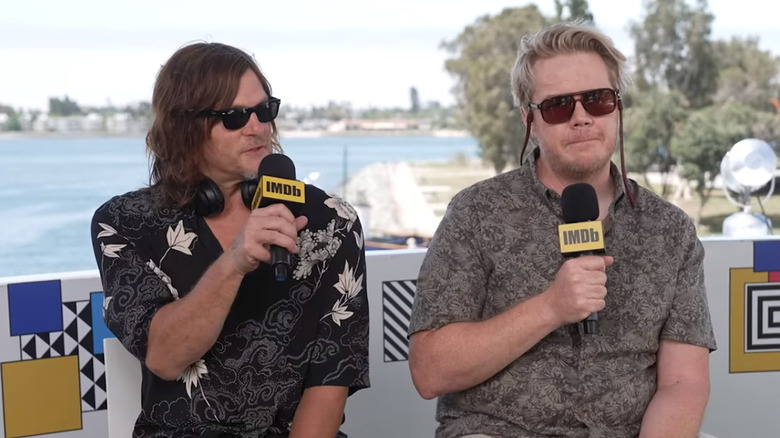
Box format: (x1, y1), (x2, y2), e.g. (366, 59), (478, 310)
(251, 175), (306, 209)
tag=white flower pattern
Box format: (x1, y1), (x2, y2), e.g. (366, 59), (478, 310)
(165, 220), (198, 256)
(353, 230), (363, 249)
(93, 186), (370, 432)
(100, 242), (126, 258)
(97, 222), (118, 238)
(321, 258), (364, 326)
(335, 261), (363, 300)
(179, 359), (209, 398)
(317, 198), (365, 326)
(330, 301), (354, 326)
(293, 220), (342, 280)
(324, 195), (357, 227)
(102, 296), (112, 320)
(96, 218), (207, 400)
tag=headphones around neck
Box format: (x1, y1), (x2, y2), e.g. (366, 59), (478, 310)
(192, 178), (257, 217)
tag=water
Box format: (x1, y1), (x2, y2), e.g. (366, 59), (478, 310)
(0, 134), (478, 277)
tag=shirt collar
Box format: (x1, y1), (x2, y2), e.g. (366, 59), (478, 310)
(520, 146), (635, 213)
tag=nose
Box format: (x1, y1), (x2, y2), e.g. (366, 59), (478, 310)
(569, 100), (592, 127)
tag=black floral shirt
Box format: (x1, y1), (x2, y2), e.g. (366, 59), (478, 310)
(409, 152), (716, 438)
(91, 185), (369, 438)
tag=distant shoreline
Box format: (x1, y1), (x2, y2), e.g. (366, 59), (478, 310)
(282, 129), (470, 138)
(0, 129), (471, 140)
(0, 131), (145, 140)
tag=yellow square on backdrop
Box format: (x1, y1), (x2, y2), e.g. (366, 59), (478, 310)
(729, 268), (780, 373)
(2, 356), (82, 438)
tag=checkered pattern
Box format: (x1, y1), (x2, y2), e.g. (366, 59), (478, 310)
(19, 332), (76, 359)
(18, 301), (107, 411)
(79, 349), (107, 411)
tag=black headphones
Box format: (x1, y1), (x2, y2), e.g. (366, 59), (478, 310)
(192, 178), (258, 217)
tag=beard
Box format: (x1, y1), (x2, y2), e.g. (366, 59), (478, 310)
(542, 140), (617, 180)
(241, 170), (258, 181)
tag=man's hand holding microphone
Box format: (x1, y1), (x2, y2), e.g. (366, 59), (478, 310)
(545, 182), (611, 334)
(229, 154), (308, 279)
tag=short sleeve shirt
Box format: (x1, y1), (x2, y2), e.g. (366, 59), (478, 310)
(92, 185), (369, 438)
(409, 155), (716, 438)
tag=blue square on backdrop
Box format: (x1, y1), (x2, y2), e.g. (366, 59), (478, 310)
(8, 280), (63, 336)
(90, 291), (114, 354)
(754, 240), (780, 272)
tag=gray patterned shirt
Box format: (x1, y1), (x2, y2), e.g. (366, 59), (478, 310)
(409, 153), (716, 438)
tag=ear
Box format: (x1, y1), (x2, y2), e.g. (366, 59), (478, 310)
(521, 109), (534, 128)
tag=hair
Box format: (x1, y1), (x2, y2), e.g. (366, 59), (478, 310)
(146, 42), (283, 207)
(512, 21), (638, 207)
(510, 21), (631, 111)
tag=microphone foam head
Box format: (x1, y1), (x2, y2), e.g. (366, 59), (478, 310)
(561, 183), (599, 223)
(258, 153), (296, 180)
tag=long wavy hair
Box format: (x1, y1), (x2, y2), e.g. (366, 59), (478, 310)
(146, 42), (283, 207)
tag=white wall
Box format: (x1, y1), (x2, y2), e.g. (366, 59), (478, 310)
(699, 238), (780, 437)
(1, 240), (779, 438)
(342, 249), (437, 437)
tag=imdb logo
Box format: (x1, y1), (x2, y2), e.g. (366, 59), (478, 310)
(558, 221), (605, 254)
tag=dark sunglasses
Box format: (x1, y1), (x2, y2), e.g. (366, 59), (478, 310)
(197, 97), (281, 130)
(528, 88), (619, 124)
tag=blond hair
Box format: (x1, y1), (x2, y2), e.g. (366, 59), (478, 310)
(510, 21), (631, 110)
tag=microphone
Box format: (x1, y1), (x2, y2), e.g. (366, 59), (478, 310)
(251, 154), (306, 282)
(558, 183), (605, 335)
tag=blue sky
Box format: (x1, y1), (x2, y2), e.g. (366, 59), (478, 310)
(1, 0), (778, 111)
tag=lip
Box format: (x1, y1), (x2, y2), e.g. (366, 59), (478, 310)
(568, 138), (599, 146)
(244, 145), (268, 154)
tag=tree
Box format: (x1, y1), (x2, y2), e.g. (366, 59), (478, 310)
(554, 0), (594, 22)
(712, 37), (780, 110)
(630, 0), (717, 109)
(310, 101), (353, 121)
(2, 114), (22, 131)
(442, 6), (548, 173)
(623, 89), (688, 197)
(48, 96), (82, 116)
(0, 105), (22, 131)
(670, 103), (779, 226)
(125, 101), (152, 119)
(409, 87), (420, 113)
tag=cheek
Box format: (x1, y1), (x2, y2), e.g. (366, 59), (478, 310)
(600, 118), (619, 142)
(208, 124), (219, 138)
(531, 124), (559, 146)
(202, 131), (233, 159)
(199, 143), (217, 168)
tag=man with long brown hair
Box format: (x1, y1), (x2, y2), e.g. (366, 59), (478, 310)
(91, 42), (368, 438)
